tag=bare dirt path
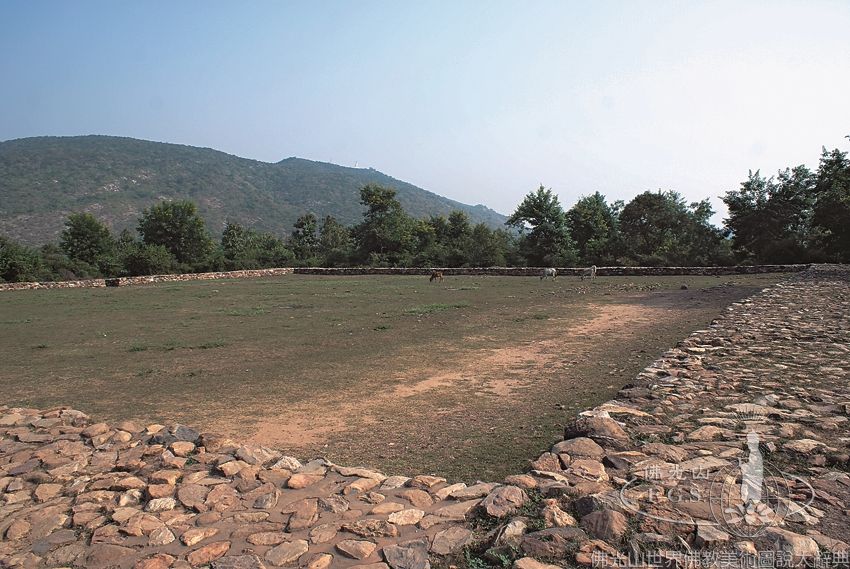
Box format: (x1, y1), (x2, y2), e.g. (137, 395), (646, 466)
(245, 301), (659, 444)
(241, 288), (757, 481)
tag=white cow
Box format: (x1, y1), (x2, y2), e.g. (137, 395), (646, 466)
(540, 267), (557, 280)
(580, 265), (597, 281)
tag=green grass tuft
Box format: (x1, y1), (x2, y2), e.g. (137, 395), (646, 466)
(404, 301), (470, 315)
(224, 307), (268, 317)
(1, 318), (32, 325)
(197, 340), (227, 350)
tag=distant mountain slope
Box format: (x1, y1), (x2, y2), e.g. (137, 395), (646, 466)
(0, 136), (506, 244)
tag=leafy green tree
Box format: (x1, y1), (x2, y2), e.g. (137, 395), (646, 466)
(218, 221), (255, 270)
(723, 167), (816, 263)
(566, 192), (621, 264)
(447, 211), (472, 240)
(59, 212), (114, 268)
(426, 215), (450, 241)
(621, 190), (727, 265)
(247, 232), (295, 268)
(353, 184), (416, 265)
(116, 228), (136, 248)
(137, 200), (213, 266)
(221, 221), (254, 258)
(410, 211), (481, 267)
(619, 191), (682, 261)
(0, 236), (43, 282)
(409, 219), (443, 267)
(466, 224), (515, 267)
(686, 199), (734, 265)
(318, 216), (353, 266)
(219, 221), (295, 269)
(290, 213), (319, 263)
(506, 185), (577, 266)
(120, 243), (176, 276)
(445, 211), (473, 266)
(812, 147), (850, 261)
(413, 216), (447, 265)
(40, 243), (102, 280)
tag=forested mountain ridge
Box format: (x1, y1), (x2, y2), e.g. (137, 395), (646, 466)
(0, 135), (506, 244)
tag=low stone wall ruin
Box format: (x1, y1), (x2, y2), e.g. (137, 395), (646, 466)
(0, 268), (294, 292)
(0, 264), (808, 292)
(294, 264), (808, 277)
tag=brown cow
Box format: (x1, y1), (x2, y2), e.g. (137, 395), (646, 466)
(429, 270), (444, 283)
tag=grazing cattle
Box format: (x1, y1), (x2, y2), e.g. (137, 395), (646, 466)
(540, 267), (557, 280)
(580, 265), (597, 281)
(429, 270), (444, 283)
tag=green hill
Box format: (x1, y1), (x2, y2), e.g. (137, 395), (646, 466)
(0, 135), (507, 244)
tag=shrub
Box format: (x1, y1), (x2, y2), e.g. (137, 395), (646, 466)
(120, 243), (176, 276)
(0, 236), (43, 282)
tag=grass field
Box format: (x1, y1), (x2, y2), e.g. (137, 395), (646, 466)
(0, 273), (785, 480)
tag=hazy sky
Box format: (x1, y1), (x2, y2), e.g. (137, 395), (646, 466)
(2, 1), (849, 224)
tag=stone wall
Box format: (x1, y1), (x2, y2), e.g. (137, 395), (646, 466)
(0, 278), (109, 292)
(105, 269), (294, 288)
(294, 264), (808, 277)
(0, 268), (294, 293)
(0, 264), (809, 293)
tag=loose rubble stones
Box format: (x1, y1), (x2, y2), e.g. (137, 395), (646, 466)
(0, 408), (489, 569)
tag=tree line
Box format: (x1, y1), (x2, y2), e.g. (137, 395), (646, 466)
(723, 146), (850, 264)
(1, 144), (847, 283)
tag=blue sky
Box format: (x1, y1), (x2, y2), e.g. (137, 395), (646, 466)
(2, 1), (849, 223)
